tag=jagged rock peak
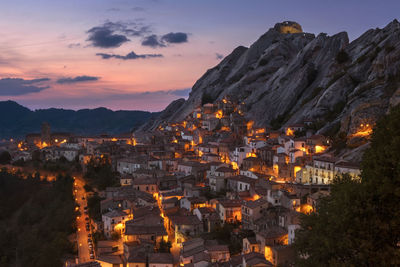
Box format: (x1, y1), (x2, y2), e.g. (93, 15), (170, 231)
(274, 21), (303, 34)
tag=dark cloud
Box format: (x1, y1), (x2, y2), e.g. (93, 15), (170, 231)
(57, 76), (99, 84)
(167, 88), (191, 97)
(96, 51), (163, 60)
(141, 32), (189, 48)
(87, 21), (151, 48)
(216, 53), (224, 60)
(141, 35), (166, 48)
(161, 32), (188, 44)
(0, 78), (50, 96)
(87, 27), (129, 48)
(68, 43), (81, 48)
(132, 7), (145, 12)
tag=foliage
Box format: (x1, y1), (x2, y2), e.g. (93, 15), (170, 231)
(294, 129), (306, 138)
(201, 93), (214, 106)
(111, 231), (120, 240)
(42, 157), (82, 173)
(0, 170), (76, 267)
(0, 151), (11, 164)
(270, 110), (292, 130)
(84, 157), (119, 190)
(205, 222), (251, 255)
(294, 105), (400, 266)
(335, 49), (350, 64)
(158, 239), (172, 253)
(325, 100), (346, 122)
(87, 192), (103, 222)
(83, 184), (94, 192)
(301, 87), (324, 106)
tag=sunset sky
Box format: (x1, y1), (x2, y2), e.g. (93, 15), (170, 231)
(0, 0), (399, 111)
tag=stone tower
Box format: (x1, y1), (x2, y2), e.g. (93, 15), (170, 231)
(41, 122), (51, 144)
(274, 21), (303, 34)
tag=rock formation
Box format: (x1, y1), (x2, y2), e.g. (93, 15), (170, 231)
(140, 20), (400, 140)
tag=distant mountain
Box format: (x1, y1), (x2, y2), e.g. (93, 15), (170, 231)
(0, 100), (159, 139)
(141, 20), (400, 138)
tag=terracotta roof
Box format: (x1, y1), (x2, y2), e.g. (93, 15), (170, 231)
(243, 199), (269, 209)
(125, 224), (167, 236)
(218, 199), (243, 208)
(245, 236), (258, 244)
(102, 210), (127, 218)
(206, 244), (229, 252)
(244, 252), (273, 266)
(335, 161), (360, 169)
(258, 226), (287, 239)
(196, 207), (216, 215)
(97, 254), (124, 264)
(148, 253), (174, 264)
(215, 166), (236, 173)
(226, 175), (257, 184)
(193, 252), (211, 263)
(169, 215), (201, 226)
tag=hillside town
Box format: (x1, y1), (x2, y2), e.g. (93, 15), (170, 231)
(0, 96), (365, 267)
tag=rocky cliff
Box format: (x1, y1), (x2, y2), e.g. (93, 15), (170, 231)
(140, 20), (400, 137)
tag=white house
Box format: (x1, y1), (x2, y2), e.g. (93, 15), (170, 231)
(102, 210), (128, 238)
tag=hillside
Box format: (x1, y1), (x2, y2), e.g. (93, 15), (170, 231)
(0, 101), (159, 139)
(140, 20), (400, 140)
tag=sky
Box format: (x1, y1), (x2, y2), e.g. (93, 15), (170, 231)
(0, 0), (399, 112)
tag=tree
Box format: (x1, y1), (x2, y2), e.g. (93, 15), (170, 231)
(336, 49), (350, 64)
(201, 93), (214, 105)
(294, 105), (400, 266)
(158, 239), (172, 253)
(0, 151), (11, 164)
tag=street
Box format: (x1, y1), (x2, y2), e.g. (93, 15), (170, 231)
(74, 176), (93, 264)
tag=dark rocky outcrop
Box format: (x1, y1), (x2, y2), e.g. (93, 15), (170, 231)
(140, 20), (400, 138)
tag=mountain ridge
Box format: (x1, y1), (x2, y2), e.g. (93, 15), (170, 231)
(0, 100), (159, 139)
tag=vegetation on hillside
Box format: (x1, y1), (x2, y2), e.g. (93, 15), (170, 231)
(294, 104), (400, 266)
(83, 157), (119, 190)
(0, 100), (158, 139)
(0, 170), (76, 267)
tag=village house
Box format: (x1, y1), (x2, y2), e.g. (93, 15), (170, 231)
(168, 215), (202, 243)
(242, 252), (273, 267)
(132, 177), (158, 194)
(217, 199), (243, 223)
(117, 157), (147, 174)
(193, 207), (220, 232)
(227, 175), (256, 193)
(264, 245), (295, 267)
(209, 166), (237, 192)
(102, 210), (128, 238)
(243, 236), (261, 254)
(124, 223), (168, 244)
(242, 199), (269, 230)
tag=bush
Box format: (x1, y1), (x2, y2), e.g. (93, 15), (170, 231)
(201, 93), (214, 105)
(0, 151), (11, 164)
(335, 49), (350, 64)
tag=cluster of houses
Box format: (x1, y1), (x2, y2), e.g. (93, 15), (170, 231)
(3, 97), (364, 267)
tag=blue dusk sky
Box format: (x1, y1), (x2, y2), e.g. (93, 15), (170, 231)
(0, 0), (398, 111)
